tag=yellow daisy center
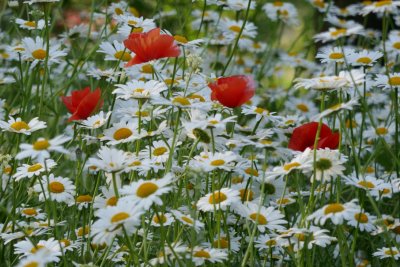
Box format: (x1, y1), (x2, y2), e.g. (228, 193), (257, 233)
(27, 163), (43, 172)
(187, 94), (206, 102)
(356, 57), (372, 64)
(208, 191), (227, 204)
(324, 203), (344, 214)
(354, 213), (369, 223)
(375, 0), (392, 7)
(136, 182), (158, 198)
(194, 250), (211, 258)
(111, 212), (130, 223)
(283, 162), (301, 172)
(357, 181), (375, 189)
(212, 238), (229, 249)
(375, 127), (388, 135)
(24, 21), (36, 28)
(229, 25), (241, 33)
(30, 245), (44, 253)
(172, 96), (191, 106)
(153, 214), (167, 224)
(273, 1), (283, 6)
(393, 42), (400, 50)
(106, 196), (118, 206)
(329, 52), (344, 60)
(331, 28), (347, 37)
(10, 121), (30, 131)
(76, 194), (93, 203)
(49, 181), (65, 193)
(181, 216), (193, 224)
(32, 49), (47, 60)
(33, 139), (50, 150)
(23, 262), (39, 267)
(210, 159), (225, 166)
(141, 64), (154, 74)
(313, 0), (325, 8)
(389, 76), (400, 86)
(115, 7), (124, 15)
(384, 249), (398, 256)
(174, 35), (188, 44)
(114, 51), (132, 62)
(239, 189), (254, 201)
(113, 127), (133, 140)
(249, 213), (268, 225)
(153, 147), (168, 156)
(60, 239), (71, 247)
(296, 103), (309, 112)
(22, 208), (38, 216)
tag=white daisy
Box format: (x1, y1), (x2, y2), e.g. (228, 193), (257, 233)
(22, 36), (67, 68)
(33, 174), (75, 204)
(0, 117), (46, 135)
(197, 188), (240, 212)
(79, 111), (111, 129)
(16, 135), (70, 162)
(13, 159), (57, 181)
(307, 199), (360, 225)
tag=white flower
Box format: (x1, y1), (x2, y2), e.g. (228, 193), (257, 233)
(113, 79), (167, 100)
(240, 202), (287, 232)
(190, 246), (228, 266)
(197, 188), (240, 212)
(347, 50), (383, 66)
(16, 135), (70, 162)
(87, 146), (130, 173)
(307, 199), (360, 225)
(0, 117), (46, 135)
(33, 174), (75, 204)
(373, 247), (400, 260)
(22, 36), (67, 69)
(13, 159), (57, 181)
(119, 174), (174, 210)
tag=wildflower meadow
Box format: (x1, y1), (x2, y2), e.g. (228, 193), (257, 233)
(1, 0), (400, 266)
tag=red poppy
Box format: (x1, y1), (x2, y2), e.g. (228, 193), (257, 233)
(123, 28), (181, 67)
(208, 75), (256, 108)
(62, 87), (103, 122)
(288, 122), (339, 151)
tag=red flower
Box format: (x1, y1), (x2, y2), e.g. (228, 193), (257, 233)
(288, 122), (339, 151)
(62, 87), (103, 122)
(123, 28), (181, 67)
(208, 75), (256, 108)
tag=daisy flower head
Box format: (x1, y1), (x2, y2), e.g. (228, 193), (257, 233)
(0, 117), (46, 135)
(345, 210), (377, 232)
(361, 1), (400, 15)
(313, 97), (359, 121)
(196, 151), (237, 172)
(375, 73), (400, 89)
(190, 246), (228, 266)
(150, 212), (174, 227)
(347, 50), (383, 66)
(306, 148), (347, 182)
(294, 75), (348, 91)
(343, 174), (391, 199)
(240, 202), (287, 232)
(307, 199), (360, 225)
(113, 79), (167, 100)
(265, 150), (312, 180)
(18, 206), (46, 220)
(373, 247), (400, 260)
(15, 249), (53, 267)
(197, 188), (240, 212)
(140, 140), (173, 164)
(314, 26), (364, 43)
(116, 15), (156, 36)
(16, 135), (70, 162)
(119, 174), (174, 210)
(171, 209), (204, 232)
(13, 159), (57, 181)
(364, 123), (395, 142)
(316, 46), (350, 64)
(33, 174), (75, 204)
(87, 146), (130, 173)
(22, 36), (67, 69)
(14, 237), (61, 261)
(98, 40), (134, 64)
(15, 18), (46, 30)
(101, 120), (142, 145)
(91, 202), (144, 245)
(209, 230), (241, 252)
(78, 111), (111, 129)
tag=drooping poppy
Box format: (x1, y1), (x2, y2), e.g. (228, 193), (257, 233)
(123, 28), (181, 67)
(62, 87), (103, 122)
(288, 122), (339, 151)
(208, 75), (256, 108)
